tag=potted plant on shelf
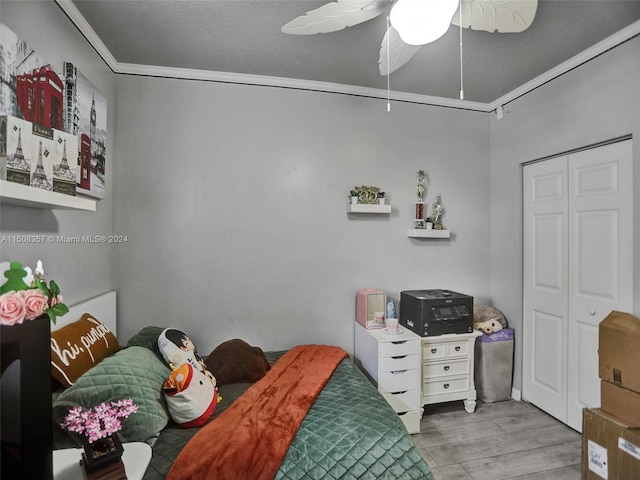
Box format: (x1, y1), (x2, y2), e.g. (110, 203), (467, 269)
(377, 191), (386, 205)
(349, 188), (359, 205)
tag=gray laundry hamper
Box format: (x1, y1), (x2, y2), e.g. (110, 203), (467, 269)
(474, 328), (514, 402)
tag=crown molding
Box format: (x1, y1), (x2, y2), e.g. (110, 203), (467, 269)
(489, 19), (640, 112)
(53, 0), (491, 112)
(116, 62), (491, 112)
(55, 0), (119, 69)
(56, 0), (639, 114)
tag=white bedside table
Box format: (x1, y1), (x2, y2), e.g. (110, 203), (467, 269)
(53, 441), (152, 480)
(354, 322), (422, 434)
(421, 331), (482, 413)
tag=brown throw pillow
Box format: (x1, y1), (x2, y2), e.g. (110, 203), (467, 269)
(50, 313), (121, 387)
(204, 339), (271, 386)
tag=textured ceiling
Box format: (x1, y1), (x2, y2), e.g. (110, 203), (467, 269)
(69, 0), (640, 104)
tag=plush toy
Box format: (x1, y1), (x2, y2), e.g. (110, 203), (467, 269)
(205, 339), (271, 387)
(473, 305), (508, 335)
(162, 363), (218, 428)
(157, 328), (216, 385)
(158, 328), (222, 427)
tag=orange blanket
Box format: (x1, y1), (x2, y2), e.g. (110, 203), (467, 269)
(166, 344), (348, 480)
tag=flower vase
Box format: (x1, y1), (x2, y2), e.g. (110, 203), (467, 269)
(81, 434), (124, 473)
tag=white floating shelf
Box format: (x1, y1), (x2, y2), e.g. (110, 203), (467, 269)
(407, 229), (450, 238)
(347, 204), (391, 214)
(0, 180), (96, 211)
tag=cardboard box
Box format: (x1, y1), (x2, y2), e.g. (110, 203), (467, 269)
(51, 128), (77, 196)
(599, 311), (640, 393)
(356, 289), (386, 329)
(601, 381), (640, 428)
(0, 115), (33, 185)
(582, 408), (640, 480)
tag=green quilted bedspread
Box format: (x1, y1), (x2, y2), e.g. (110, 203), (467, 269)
(143, 351), (433, 480)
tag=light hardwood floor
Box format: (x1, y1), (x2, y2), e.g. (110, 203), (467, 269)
(412, 399), (582, 480)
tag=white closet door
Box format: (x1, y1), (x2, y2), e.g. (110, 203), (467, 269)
(523, 139), (633, 432)
(523, 157), (569, 423)
(566, 140), (633, 431)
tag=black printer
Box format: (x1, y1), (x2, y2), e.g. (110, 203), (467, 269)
(399, 289), (473, 337)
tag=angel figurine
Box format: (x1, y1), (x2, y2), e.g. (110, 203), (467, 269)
(431, 194), (444, 229)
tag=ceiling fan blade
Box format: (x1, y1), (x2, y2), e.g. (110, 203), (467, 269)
(379, 26), (422, 76)
(451, 0), (538, 33)
(281, 0), (387, 35)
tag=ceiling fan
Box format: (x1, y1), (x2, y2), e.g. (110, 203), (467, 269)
(282, 0), (538, 76)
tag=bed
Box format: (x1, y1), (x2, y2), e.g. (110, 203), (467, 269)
(51, 293), (433, 480)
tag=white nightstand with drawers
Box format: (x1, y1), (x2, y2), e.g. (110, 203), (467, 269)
(354, 323), (422, 434)
(420, 331), (482, 413)
(53, 442), (151, 480)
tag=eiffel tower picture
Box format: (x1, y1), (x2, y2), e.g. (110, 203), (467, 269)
(30, 139), (53, 191)
(54, 139), (76, 180)
(53, 132), (77, 196)
(3, 117), (32, 185)
(7, 128), (30, 171)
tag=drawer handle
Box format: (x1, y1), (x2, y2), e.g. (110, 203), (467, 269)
(444, 366), (450, 371)
(455, 346), (461, 352)
(390, 370), (407, 374)
(390, 391), (407, 395)
(431, 348), (437, 354)
(392, 341), (408, 345)
(391, 355), (407, 360)
(443, 383), (450, 389)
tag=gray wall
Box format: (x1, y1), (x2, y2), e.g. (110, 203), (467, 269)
(6, 1), (637, 394)
(112, 75), (491, 354)
(489, 36), (640, 392)
(0, 1), (115, 306)
(2, 2), (491, 358)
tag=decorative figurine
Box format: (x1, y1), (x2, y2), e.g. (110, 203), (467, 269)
(0, 262), (31, 294)
(430, 194), (444, 229)
(386, 298), (396, 319)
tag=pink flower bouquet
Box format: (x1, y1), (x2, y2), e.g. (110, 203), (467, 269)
(60, 399), (138, 444)
(0, 261), (68, 325)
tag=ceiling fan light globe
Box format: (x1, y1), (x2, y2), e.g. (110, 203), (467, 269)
(390, 0), (459, 45)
